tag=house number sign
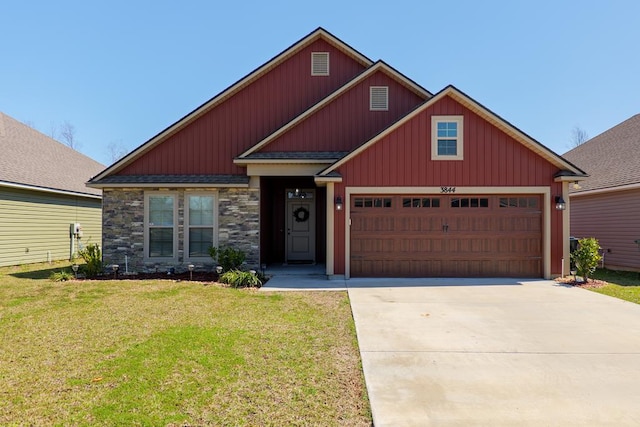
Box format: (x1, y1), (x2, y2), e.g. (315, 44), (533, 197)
(440, 187), (456, 193)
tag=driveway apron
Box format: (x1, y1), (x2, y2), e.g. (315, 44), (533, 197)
(347, 278), (640, 426)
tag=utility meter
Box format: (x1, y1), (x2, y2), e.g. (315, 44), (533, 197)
(70, 223), (83, 238)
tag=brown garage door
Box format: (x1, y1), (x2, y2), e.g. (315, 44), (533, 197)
(350, 195), (542, 277)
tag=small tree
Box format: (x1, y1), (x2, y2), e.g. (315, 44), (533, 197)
(571, 237), (601, 283)
(79, 243), (103, 278)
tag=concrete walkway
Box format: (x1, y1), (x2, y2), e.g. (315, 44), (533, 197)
(348, 278), (640, 426)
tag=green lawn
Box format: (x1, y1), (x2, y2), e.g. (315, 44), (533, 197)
(589, 268), (640, 304)
(0, 262), (371, 426)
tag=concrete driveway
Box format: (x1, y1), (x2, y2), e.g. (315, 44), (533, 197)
(347, 278), (640, 426)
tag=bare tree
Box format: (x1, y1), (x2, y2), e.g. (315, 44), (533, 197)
(49, 121), (58, 140)
(107, 141), (129, 163)
(59, 120), (79, 149)
(570, 126), (589, 148)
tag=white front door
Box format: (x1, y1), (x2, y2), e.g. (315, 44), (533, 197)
(286, 189), (315, 263)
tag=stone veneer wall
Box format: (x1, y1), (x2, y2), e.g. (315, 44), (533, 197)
(102, 187), (259, 273)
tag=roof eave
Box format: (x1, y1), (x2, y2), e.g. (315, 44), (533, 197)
(87, 182), (248, 189)
(89, 28), (374, 184)
(2, 180), (102, 199)
(237, 61), (433, 159)
(234, 158), (341, 166)
(320, 85), (588, 177)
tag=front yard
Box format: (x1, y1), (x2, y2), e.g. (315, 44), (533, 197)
(589, 268), (640, 304)
(0, 262), (371, 426)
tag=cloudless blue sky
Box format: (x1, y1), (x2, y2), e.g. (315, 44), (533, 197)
(1, 0), (638, 166)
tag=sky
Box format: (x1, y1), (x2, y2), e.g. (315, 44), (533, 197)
(1, 0), (638, 167)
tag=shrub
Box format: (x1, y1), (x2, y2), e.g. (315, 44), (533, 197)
(79, 243), (103, 278)
(219, 269), (262, 288)
(208, 246), (246, 271)
(50, 270), (74, 282)
(571, 237), (602, 283)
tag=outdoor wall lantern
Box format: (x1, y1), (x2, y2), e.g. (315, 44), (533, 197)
(335, 196), (343, 211)
(555, 196), (566, 211)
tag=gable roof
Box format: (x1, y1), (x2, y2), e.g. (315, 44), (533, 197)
(235, 60), (432, 161)
(88, 27), (373, 185)
(317, 85), (588, 178)
(0, 112), (104, 197)
(563, 114), (640, 194)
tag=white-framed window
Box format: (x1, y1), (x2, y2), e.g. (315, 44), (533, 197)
(431, 115), (464, 160)
(185, 192), (218, 260)
(311, 52), (329, 76)
(144, 192), (178, 261)
(370, 86), (389, 111)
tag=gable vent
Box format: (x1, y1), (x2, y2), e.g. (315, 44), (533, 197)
(311, 52), (329, 76)
(370, 86), (389, 111)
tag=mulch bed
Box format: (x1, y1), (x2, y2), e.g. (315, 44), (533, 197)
(89, 271), (221, 283)
(555, 276), (608, 288)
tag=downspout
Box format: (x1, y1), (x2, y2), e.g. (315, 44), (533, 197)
(325, 182), (335, 277)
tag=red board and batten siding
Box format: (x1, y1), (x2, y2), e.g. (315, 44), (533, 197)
(118, 39), (366, 176)
(571, 189), (640, 271)
(332, 95), (564, 275)
(263, 71), (425, 153)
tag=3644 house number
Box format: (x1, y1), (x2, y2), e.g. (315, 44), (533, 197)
(440, 186), (456, 193)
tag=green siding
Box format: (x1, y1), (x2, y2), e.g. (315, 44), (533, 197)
(0, 187), (102, 267)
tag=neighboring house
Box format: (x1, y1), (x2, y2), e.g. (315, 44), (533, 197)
(563, 114), (640, 271)
(0, 112), (104, 267)
(88, 28), (586, 279)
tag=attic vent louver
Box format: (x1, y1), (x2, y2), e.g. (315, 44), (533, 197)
(370, 86), (389, 111)
(311, 52), (329, 76)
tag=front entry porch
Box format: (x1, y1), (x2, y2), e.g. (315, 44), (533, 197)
(259, 177), (326, 266)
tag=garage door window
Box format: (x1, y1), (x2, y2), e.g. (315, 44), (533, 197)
(499, 197), (538, 208)
(451, 197), (489, 208)
(402, 197), (441, 208)
(354, 197), (392, 208)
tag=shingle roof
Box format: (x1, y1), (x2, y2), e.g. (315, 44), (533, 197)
(563, 114), (640, 193)
(93, 174), (250, 185)
(243, 151), (348, 160)
(0, 112), (104, 197)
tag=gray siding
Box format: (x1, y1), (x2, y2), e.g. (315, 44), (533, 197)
(570, 188), (640, 271)
(0, 186), (102, 267)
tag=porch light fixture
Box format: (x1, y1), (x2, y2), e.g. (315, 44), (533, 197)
(555, 196), (566, 211)
(572, 181), (581, 190)
(188, 264), (195, 281)
(335, 196), (343, 211)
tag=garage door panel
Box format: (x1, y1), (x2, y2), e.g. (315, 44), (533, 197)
(350, 194), (542, 278)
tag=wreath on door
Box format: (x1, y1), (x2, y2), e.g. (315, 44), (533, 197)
(293, 206), (310, 222)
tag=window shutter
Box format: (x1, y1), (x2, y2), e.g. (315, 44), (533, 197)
(311, 52), (329, 76)
(370, 86), (389, 111)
